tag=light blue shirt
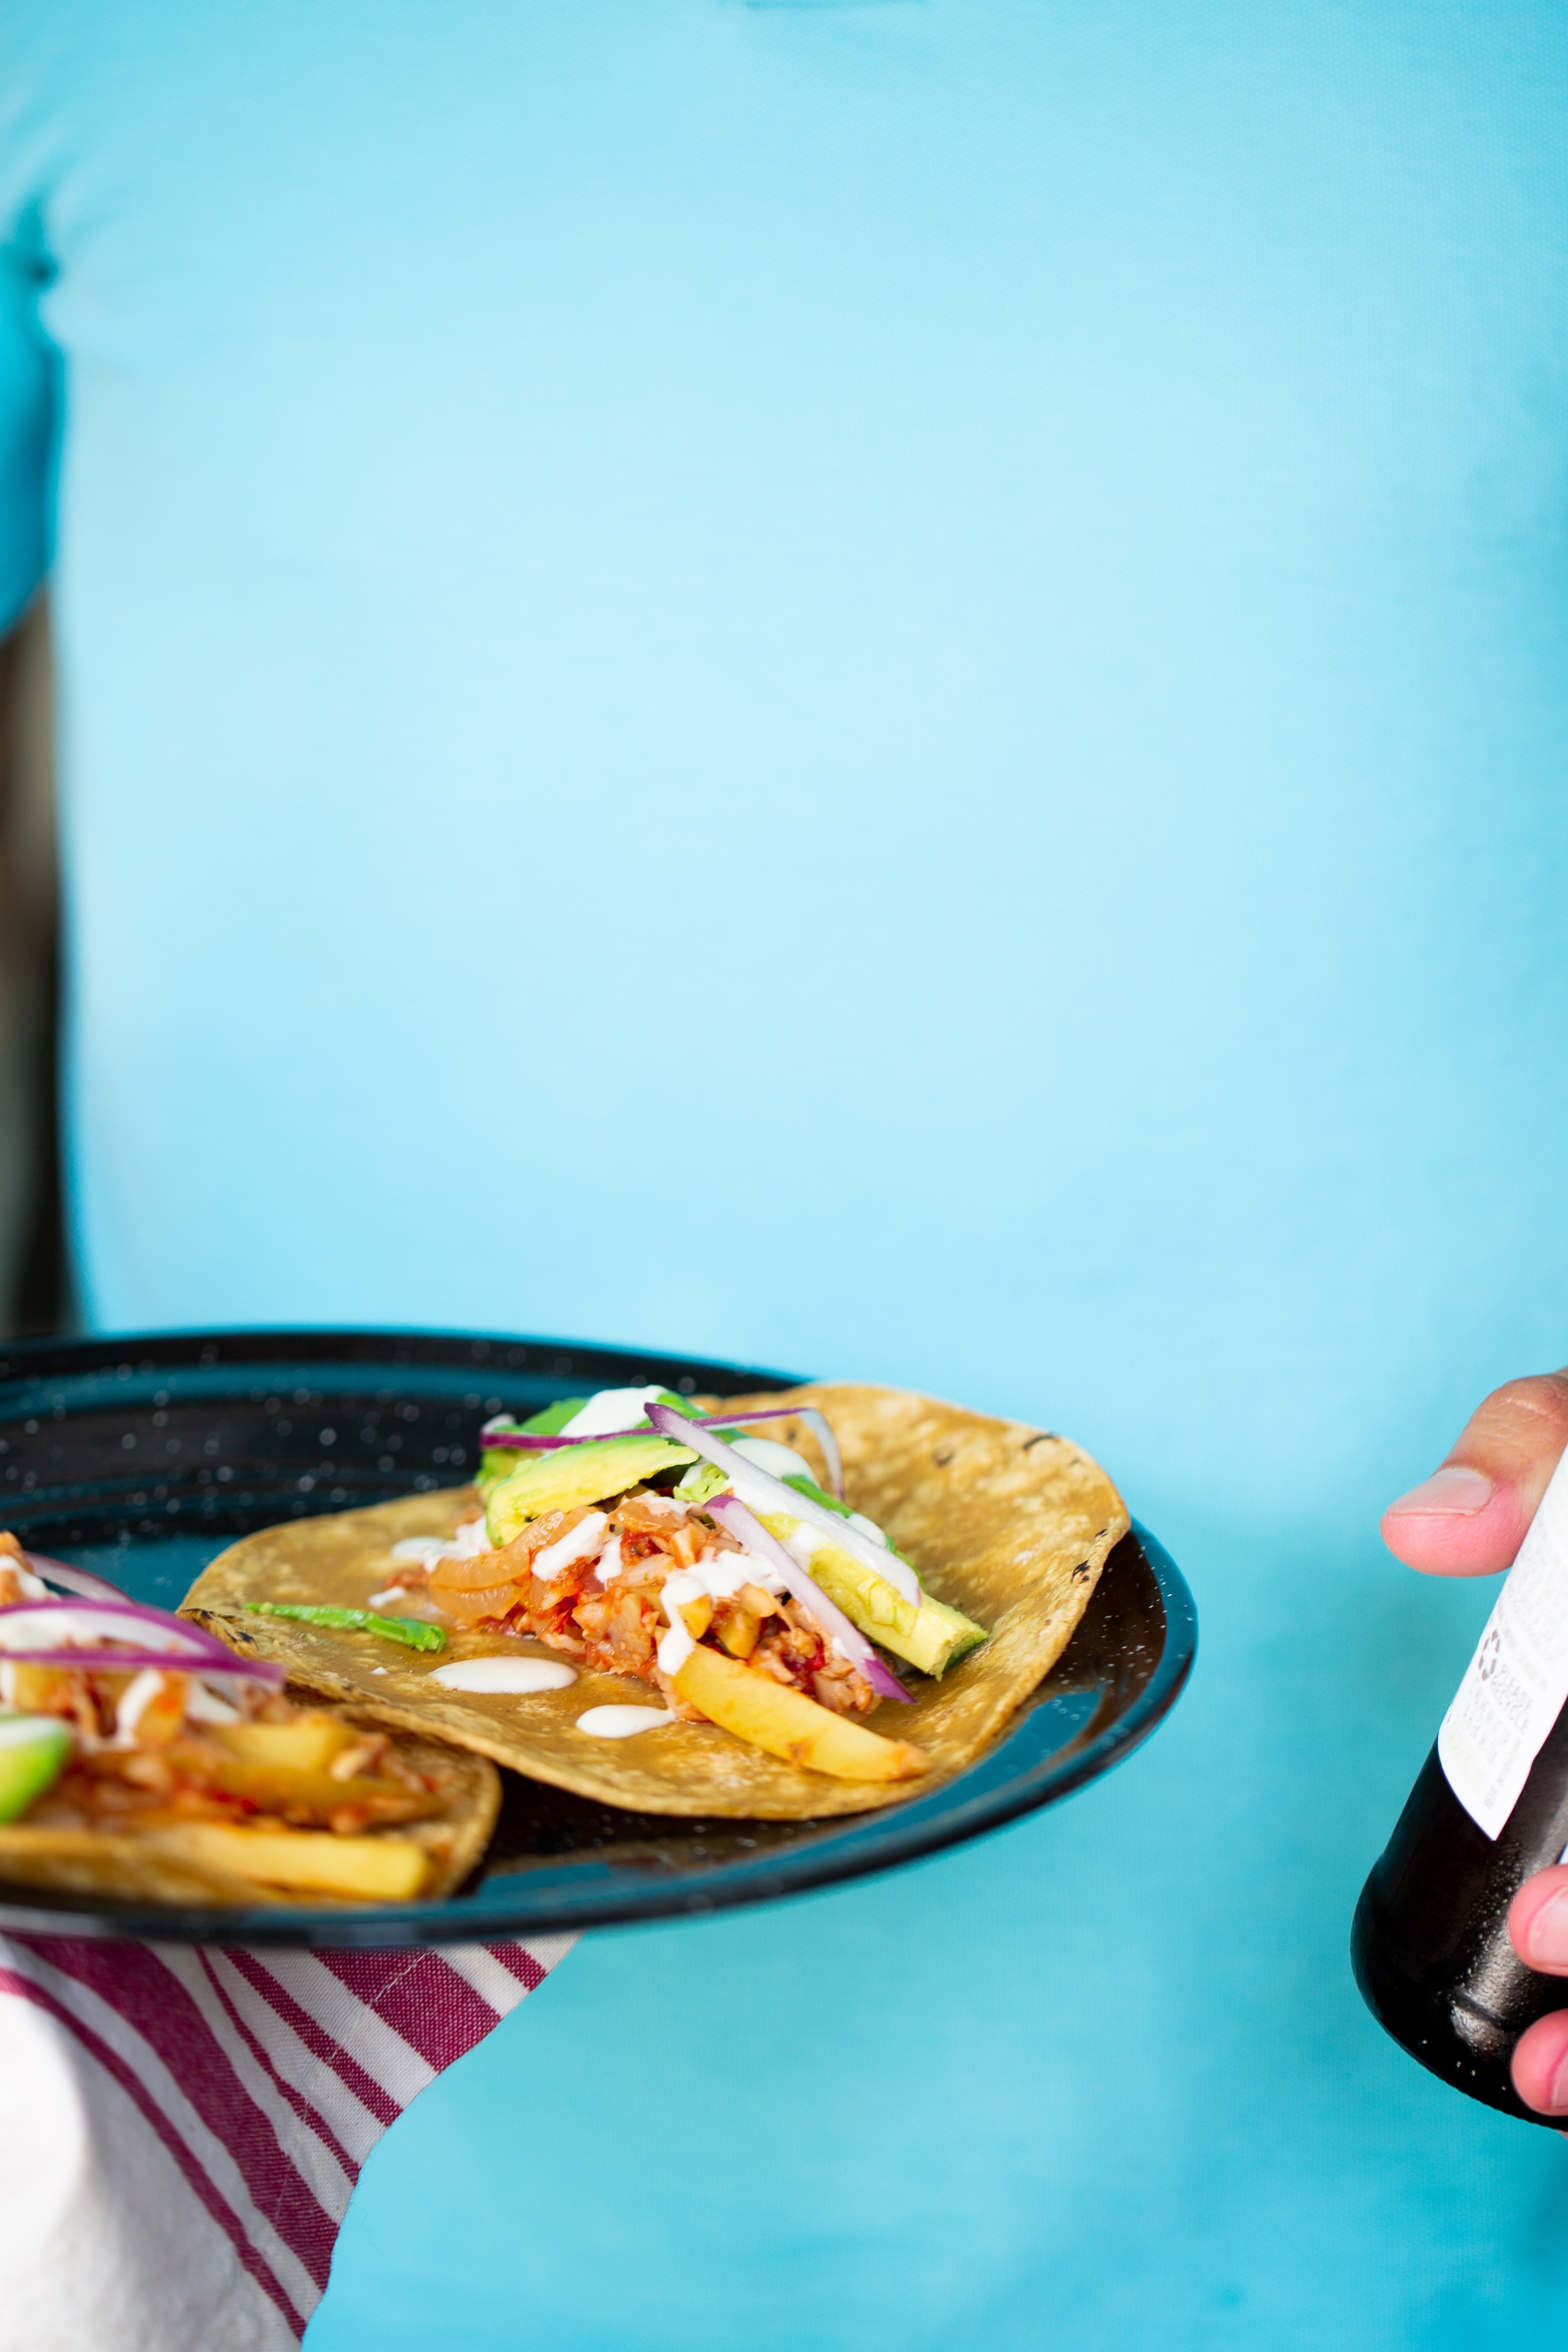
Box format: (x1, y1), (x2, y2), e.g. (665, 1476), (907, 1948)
(5, 3), (1568, 2343)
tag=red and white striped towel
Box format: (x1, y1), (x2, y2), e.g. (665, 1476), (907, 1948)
(0, 1929), (576, 2352)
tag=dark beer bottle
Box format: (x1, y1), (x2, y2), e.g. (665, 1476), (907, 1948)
(1352, 1454), (1568, 2124)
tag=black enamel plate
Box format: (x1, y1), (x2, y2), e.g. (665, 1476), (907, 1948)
(0, 1328), (1196, 1947)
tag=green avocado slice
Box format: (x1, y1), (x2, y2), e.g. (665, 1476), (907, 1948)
(477, 1397), (593, 1500)
(486, 1431), (698, 1544)
(479, 1390), (700, 1501)
(780, 1475), (989, 1677)
(521, 1398), (593, 1435)
(892, 1591), (991, 1677)
(0, 1712), (72, 1824)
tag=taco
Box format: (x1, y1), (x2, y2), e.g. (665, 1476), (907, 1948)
(182, 1382), (1129, 1822)
(0, 1535), (499, 1905)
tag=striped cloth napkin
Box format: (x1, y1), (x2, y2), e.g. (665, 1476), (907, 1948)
(0, 1928), (576, 2350)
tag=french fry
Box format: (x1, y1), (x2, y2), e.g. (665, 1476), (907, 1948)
(672, 1645), (928, 1783)
(177, 1745), (424, 1824)
(213, 1714), (356, 1773)
(151, 1822), (430, 1900)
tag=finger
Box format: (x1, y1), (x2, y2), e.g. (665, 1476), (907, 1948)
(1508, 1865), (1568, 1978)
(1510, 2008), (1568, 2118)
(1380, 1371), (1568, 1576)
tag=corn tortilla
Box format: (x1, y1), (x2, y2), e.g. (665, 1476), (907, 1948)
(0, 1724), (500, 1908)
(181, 1384), (1129, 1822)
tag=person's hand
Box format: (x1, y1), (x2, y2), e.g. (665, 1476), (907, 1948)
(1382, 1370), (1568, 2118)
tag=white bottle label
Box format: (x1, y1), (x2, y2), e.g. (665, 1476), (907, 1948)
(1439, 1448), (1568, 1839)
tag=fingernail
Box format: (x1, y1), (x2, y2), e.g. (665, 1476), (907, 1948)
(1385, 1466), (1494, 1517)
(1526, 1890), (1568, 1971)
(1548, 2045), (1568, 2114)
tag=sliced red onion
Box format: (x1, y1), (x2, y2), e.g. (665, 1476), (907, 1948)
(706, 1493), (909, 1705)
(480, 1406), (845, 1495)
(478, 1407), (798, 1449)
(0, 1646), (283, 1683)
(0, 1600), (216, 1653)
(775, 1408), (844, 1497)
(483, 1426), (661, 1452)
(0, 1599), (283, 1683)
(644, 1402), (919, 1606)
(22, 1552), (130, 1604)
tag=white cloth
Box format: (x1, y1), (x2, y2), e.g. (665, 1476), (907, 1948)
(0, 1931), (576, 2351)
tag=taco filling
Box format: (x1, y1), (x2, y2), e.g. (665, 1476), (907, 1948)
(355, 1388), (990, 1782)
(0, 1533), (497, 1903)
(182, 1380), (1130, 1823)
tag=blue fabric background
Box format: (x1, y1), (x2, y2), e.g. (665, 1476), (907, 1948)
(4, 0), (1568, 2341)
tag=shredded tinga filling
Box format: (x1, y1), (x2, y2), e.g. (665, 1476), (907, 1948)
(385, 1492), (882, 1720)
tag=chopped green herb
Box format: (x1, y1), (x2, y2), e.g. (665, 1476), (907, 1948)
(244, 1603), (447, 1653)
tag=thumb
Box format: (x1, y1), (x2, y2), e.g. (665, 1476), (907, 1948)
(1381, 1372), (1568, 1577)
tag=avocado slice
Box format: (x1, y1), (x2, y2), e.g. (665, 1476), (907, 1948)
(486, 1432), (698, 1545)
(758, 1513), (919, 1640)
(821, 1558), (986, 1678)
(776, 1477), (988, 1676)
(782, 1473), (919, 1567)
(480, 1390), (702, 1500)
(478, 1397), (593, 1500)
(523, 1398), (595, 1435)
(0, 1712), (71, 1824)
(894, 1590), (990, 1677)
